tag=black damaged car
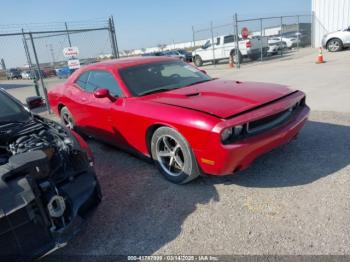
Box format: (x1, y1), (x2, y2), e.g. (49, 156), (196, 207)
(0, 89), (101, 261)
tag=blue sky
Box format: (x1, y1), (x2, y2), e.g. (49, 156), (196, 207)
(1, 0), (311, 49)
(0, 0), (311, 67)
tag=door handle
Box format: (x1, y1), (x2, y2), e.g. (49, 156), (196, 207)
(80, 98), (87, 102)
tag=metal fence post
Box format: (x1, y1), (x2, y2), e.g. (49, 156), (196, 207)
(111, 16), (120, 58)
(260, 18), (263, 62)
(108, 17), (118, 59)
(210, 21), (216, 66)
(280, 16), (283, 57)
(65, 22), (72, 47)
(22, 29), (40, 96)
(234, 13), (240, 69)
(29, 32), (51, 113)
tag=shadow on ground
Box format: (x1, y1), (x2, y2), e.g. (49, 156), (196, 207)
(48, 119), (349, 259)
(51, 141), (219, 258)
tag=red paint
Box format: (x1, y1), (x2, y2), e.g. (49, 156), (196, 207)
(48, 57), (310, 176)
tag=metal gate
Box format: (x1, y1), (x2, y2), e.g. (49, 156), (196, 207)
(0, 17), (119, 113)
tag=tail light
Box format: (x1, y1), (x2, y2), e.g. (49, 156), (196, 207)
(246, 41), (252, 48)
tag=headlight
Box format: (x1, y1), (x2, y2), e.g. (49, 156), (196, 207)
(233, 125), (243, 136)
(221, 125), (244, 143)
(221, 128), (233, 142)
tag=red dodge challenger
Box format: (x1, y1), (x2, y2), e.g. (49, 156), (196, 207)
(48, 57), (310, 184)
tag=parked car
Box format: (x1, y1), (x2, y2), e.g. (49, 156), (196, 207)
(43, 68), (57, 78)
(0, 89), (101, 261)
(177, 49), (193, 62)
(6, 68), (22, 80)
(162, 50), (187, 61)
(284, 31), (311, 47)
(322, 26), (350, 52)
(55, 67), (75, 79)
(142, 51), (163, 56)
(267, 41), (287, 56)
(48, 57), (309, 184)
(21, 70), (33, 80)
(268, 36), (298, 49)
(192, 34), (269, 66)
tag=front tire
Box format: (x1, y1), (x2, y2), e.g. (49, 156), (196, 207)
(151, 127), (200, 184)
(327, 38), (343, 52)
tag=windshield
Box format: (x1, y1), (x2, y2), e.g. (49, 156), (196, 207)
(0, 91), (30, 123)
(119, 61), (212, 96)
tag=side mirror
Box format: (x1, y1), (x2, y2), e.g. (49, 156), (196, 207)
(94, 88), (116, 102)
(26, 96), (44, 110)
(200, 69), (207, 75)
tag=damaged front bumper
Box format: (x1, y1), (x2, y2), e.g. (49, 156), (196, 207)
(0, 156), (101, 262)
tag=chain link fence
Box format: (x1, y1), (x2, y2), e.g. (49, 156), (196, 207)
(191, 13), (312, 68)
(0, 17), (119, 112)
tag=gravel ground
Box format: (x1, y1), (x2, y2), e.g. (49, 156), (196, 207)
(44, 110), (349, 259)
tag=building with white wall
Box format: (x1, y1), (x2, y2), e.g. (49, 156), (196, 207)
(312, 0), (350, 47)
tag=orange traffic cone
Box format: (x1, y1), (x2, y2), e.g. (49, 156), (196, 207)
(316, 47), (325, 64)
(229, 55), (235, 68)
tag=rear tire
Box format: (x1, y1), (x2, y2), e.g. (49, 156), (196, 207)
(231, 50), (242, 64)
(151, 127), (200, 184)
(60, 106), (75, 130)
(327, 38), (343, 52)
(194, 55), (203, 67)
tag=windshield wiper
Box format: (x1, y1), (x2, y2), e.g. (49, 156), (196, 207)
(184, 79), (213, 87)
(139, 88), (173, 96)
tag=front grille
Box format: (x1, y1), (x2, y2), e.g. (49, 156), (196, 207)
(246, 99), (304, 135)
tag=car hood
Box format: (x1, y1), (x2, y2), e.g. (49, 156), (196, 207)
(145, 79), (295, 119)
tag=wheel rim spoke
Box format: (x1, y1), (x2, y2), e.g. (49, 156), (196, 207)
(162, 137), (172, 151)
(158, 150), (171, 157)
(156, 135), (186, 177)
(174, 155), (184, 169)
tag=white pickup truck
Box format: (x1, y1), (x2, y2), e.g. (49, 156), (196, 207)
(192, 34), (269, 66)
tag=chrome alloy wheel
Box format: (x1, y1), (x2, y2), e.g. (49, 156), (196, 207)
(328, 40), (340, 52)
(156, 135), (185, 177)
(62, 112), (74, 129)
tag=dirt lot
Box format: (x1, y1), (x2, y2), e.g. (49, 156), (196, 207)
(2, 48), (350, 258)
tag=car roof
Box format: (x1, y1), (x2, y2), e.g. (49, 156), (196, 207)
(89, 56), (177, 70)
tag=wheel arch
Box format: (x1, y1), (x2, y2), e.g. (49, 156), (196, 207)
(145, 124), (172, 156)
(326, 37), (343, 47)
(58, 103), (65, 115)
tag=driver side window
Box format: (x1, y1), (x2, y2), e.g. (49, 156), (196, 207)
(86, 71), (123, 97)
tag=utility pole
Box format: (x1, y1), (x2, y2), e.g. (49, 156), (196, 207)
(65, 22), (72, 47)
(192, 26), (196, 48)
(46, 44), (55, 66)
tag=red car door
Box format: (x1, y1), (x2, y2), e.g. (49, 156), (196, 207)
(80, 70), (128, 148)
(66, 71), (94, 134)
